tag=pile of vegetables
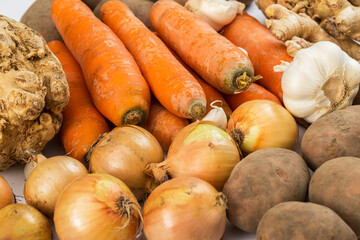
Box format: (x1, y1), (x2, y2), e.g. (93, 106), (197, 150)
(0, 0), (360, 239)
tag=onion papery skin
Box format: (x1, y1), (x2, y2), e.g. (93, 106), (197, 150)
(143, 177), (227, 240)
(0, 203), (52, 240)
(147, 121), (240, 190)
(227, 100), (298, 154)
(24, 155), (88, 217)
(0, 175), (13, 210)
(89, 125), (164, 200)
(54, 173), (141, 240)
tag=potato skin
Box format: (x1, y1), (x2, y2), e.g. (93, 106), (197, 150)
(309, 157), (360, 237)
(301, 105), (360, 171)
(222, 148), (310, 232)
(257, 201), (357, 240)
(20, 0), (62, 42)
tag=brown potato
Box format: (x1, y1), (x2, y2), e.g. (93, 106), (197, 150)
(257, 201), (357, 240)
(309, 157), (360, 237)
(222, 148), (310, 232)
(301, 105), (360, 171)
(20, 0), (62, 42)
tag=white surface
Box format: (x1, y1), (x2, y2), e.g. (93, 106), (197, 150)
(0, 1), (305, 240)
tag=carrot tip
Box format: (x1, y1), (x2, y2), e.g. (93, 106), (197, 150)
(188, 99), (206, 119)
(234, 72), (262, 94)
(122, 108), (147, 126)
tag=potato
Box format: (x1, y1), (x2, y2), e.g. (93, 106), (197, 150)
(301, 105), (360, 170)
(20, 0), (62, 42)
(222, 148), (310, 232)
(257, 201), (357, 240)
(93, 0), (154, 29)
(309, 157), (360, 237)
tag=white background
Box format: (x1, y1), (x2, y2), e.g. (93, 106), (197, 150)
(0, 1), (304, 239)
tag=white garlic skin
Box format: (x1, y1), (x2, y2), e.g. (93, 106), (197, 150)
(281, 41), (360, 123)
(185, 0), (244, 31)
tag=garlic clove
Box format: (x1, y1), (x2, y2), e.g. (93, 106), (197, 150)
(202, 100), (228, 130)
(185, 0), (240, 31)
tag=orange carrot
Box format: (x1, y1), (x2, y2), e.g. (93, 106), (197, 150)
(51, 0), (151, 126)
(143, 98), (189, 151)
(149, 0), (257, 94)
(196, 77), (233, 120)
(100, 0), (206, 119)
(222, 12), (293, 102)
(48, 40), (110, 165)
(163, 41), (233, 119)
(224, 83), (281, 111)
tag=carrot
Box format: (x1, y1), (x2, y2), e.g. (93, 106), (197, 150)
(51, 0), (151, 126)
(222, 12), (293, 102)
(100, 0), (206, 119)
(149, 0), (258, 95)
(48, 40), (110, 165)
(143, 98), (189, 151)
(224, 83), (281, 111)
(162, 39), (233, 120)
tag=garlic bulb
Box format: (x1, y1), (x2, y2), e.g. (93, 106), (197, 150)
(185, 0), (245, 31)
(281, 41), (360, 123)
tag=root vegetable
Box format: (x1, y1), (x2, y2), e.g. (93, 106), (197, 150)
(257, 0), (360, 41)
(143, 176), (227, 240)
(166, 42), (233, 120)
(0, 15), (69, 171)
(223, 148), (310, 232)
(54, 173), (142, 240)
(264, 4), (360, 61)
(309, 157), (360, 237)
(0, 175), (13, 210)
(0, 203), (52, 240)
(301, 105), (360, 170)
(100, 0), (206, 119)
(150, 0), (257, 94)
(143, 98), (189, 151)
(20, 0), (62, 42)
(94, 0), (155, 30)
(145, 121), (241, 190)
(222, 12), (293, 102)
(51, 0), (151, 126)
(257, 202), (357, 240)
(24, 155), (88, 217)
(48, 40), (110, 165)
(88, 125), (164, 200)
(227, 100), (298, 154)
(224, 83), (281, 110)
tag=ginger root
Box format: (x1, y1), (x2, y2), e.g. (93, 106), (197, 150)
(0, 15), (69, 171)
(256, 0), (360, 59)
(264, 4), (360, 60)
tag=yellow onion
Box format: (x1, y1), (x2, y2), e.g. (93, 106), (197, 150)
(54, 173), (141, 240)
(24, 153), (47, 179)
(145, 121), (240, 190)
(0, 203), (52, 240)
(143, 176), (227, 240)
(24, 155), (88, 217)
(0, 175), (14, 209)
(89, 125), (164, 200)
(227, 99), (298, 154)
